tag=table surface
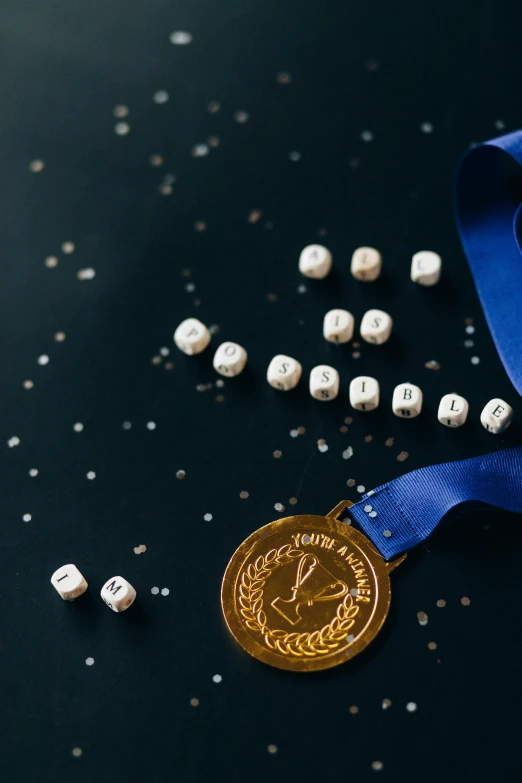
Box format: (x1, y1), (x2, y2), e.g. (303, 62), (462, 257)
(2, 1), (522, 781)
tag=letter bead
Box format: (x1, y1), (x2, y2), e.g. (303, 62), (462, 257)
(351, 247), (382, 282)
(392, 383), (423, 418)
(323, 309), (354, 343)
(480, 398), (514, 434)
(298, 244), (332, 279)
(411, 251), (441, 286)
(213, 341), (247, 377)
(438, 393), (469, 428)
(101, 576), (136, 612)
(267, 354), (302, 391)
(360, 309), (393, 345)
(174, 317), (211, 355)
(51, 564), (88, 601)
(309, 365), (340, 401)
(349, 376), (380, 411)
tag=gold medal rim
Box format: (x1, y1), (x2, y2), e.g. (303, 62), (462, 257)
(221, 512), (392, 672)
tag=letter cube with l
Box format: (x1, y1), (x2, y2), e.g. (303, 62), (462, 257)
(298, 245), (332, 279)
(411, 251), (441, 286)
(101, 576), (136, 613)
(360, 309), (393, 345)
(267, 354), (302, 391)
(309, 365), (340, 401)
(480, 398), (513, 434)
(351, 247), (382, 282)
(438, 393), (469, 428)
(174, 318), (211, 355)
(392, 383), (423, 418)
(349, 376), (380, 411)
(51, 564), (88, 600)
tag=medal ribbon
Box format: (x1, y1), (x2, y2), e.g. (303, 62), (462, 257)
(350, 129), (522, 558)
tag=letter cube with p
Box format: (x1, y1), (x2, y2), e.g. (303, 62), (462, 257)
(101, 576), (136, 612)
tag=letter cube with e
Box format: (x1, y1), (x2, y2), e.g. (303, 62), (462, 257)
(323, 309), (354, 343)
(392, 383), (423, 418)
(51, 564), (88, 601)
(480, 398), (514, 434)
(438, 393), (469, 428)
(174, 318), (211, 355)
(349, 376), (380, 411)
(267, 354), (302, 391)
(213, 341), (247, 377)
(101, 576), (136, 613)
(298, 245), (332, 279)
(309, 365), (339, 401)
(360, 309), (393, 345)
(351, 247), (382, 282)
(411, 251), (441, 286)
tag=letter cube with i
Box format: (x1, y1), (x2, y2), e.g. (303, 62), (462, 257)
(213, 341), (247, 377)
(438, 393), (469, 428)
(323, 309), (354, 343)
(351, 247), (382, 282)
(101, 576), (136, 612)
(174, 318), (211, 355)
(51, 564), (88, 601)
(411, 251), (441, 286)
(480, 398), (513, 434)
(309, 365), (339, 401)
(392, 383), (423, 418)
(298, 245), (332, 279)
(360, 309), (393, 345)
(349, 376), (380, 411)
(267, 354), (302, 391)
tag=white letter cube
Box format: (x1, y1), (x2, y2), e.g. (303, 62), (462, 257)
(51, 564), (88, 600)
(411, 251), (441, 286)
(309, 365), (339, 401)
(213, 341), (247, 377)
(392, 383), (423, 418)
(360, 309), (393, 345)
(174, 318), (211, 355)
(298, 245), (332, 279)
(267, 354), (302, 391)
(323, 309), (354, 343)
(349, 376), (380, 411)
(438, 393), (469, 428)
(351, 247), (382, 282)
(480, 398), (514, 434)
(101, 576), (136, 613)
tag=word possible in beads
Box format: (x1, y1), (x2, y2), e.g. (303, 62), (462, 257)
(51, 565), (137, 612)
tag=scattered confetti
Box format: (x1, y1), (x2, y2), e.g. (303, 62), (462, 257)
(23, 514), (32, 522)
(61, 241), (75, 254)
(428, 642), (437, 650)
(37, 354), (49, 366)
(149, 154), (164, 167)
(190, 698), (199, 707)
(343, 447), (354, 460)
(234, 110), (249, 123)
(371, 761), (384, 771)
(406, 702), (417, 712)
(192, 143), (209, 158)
(289, 497), (298, 505)
(29, 159), (45, 173)
(240, 491), (249, 499)
(349, 705), (359, 715)
(471, 356), (480, 365)
(77, 268), (96, 280)
(29, 469), (38, 477)
(274, 503), (285, 512)
(421, 122), (434, 133)
(151, 587), (159, 595)
(153, 90), (169, 104)
(267, 744), (278, 754)
(146, 421), (156, 430)
(54, 331), (66, 342)
(45, 255), (58, 268)
(437, 599), (446, 608)
(461, 596), (471, 606)
(113, 104), (129, 118)
(170, 30), (192, 45)
(133, 544), (147, 554)
(382, 698), (392, 709)
(8, 436), (20, 448)
(425, 360), (440, 370)
(161, 588), (170, 596)
(212, 674), (222, 684)
(357, 485), (365, 493)
(86, 471), (96, 480)
(204, 513), (213, 521)
(289, 151), (301, 162)
(71, 748), (83, 758)
(383, 529), (392, 538)
(318, 443), (328, 453)
(85, 657), (95, 666)
(276, 71), (292, 84)
(347, 479), (356, 487)
(176, 470), (186, 479)
(207, 101), (220, 113)
(273, 450), (282, 459)
(23, 380), (34, 390)
(114, 122), (130, 136)
(397, 451), (409, 462)
(417, 611), (428, 626)
(122, 421), (132, 430)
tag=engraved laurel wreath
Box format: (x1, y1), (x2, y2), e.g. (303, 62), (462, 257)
(239, 544), (360, 657)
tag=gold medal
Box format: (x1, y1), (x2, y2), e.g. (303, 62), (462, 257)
(221, 501), (405, 672)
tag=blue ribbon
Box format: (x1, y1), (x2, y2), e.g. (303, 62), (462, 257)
(350, 130), (522, 558)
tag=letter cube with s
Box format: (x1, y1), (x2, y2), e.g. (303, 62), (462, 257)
(101, 576), (136, 612)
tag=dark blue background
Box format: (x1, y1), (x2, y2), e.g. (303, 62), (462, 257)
(1, 1), (521, 780)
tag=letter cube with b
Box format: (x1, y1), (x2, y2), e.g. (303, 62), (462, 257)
(213, 341), (247, 377)
(438, 393), (469, 428)
(323, 309), (354, 343)
(298, 245), (332, 279)
(392, 383), (423, 418)
(51, 564), (88, 601)
(349, 376), (380, 411)
(267, 354), (302, 391)
(174, 318), (211, 355)
(480, 398), (514, 434)
(351, 247), (382, 282)
(101, 576), (136, 613)
(309, 365), (339, 401)
(360, 309), (393, 345)
(411, 251), (441, 286)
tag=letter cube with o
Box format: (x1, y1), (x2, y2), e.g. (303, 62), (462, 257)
(480, 398), (513, 434)
(392, 383), (423, 418)
(51, 564), (88, 601)
(101, 576), (136, 613)
(309, 365), (339, 401)
(213, 342), (247, 377)
(267, 355), (302, 391)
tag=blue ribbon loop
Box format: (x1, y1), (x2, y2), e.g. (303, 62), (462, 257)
(350, 130), (522, 558)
